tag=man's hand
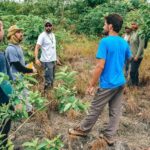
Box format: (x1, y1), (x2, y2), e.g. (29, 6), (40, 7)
(32, 65), (37, 73)
(134, 56), (138, 62)
(35, 59), (41, 66)
(86, 85), (95, 96)
(56, 58), (62, 65)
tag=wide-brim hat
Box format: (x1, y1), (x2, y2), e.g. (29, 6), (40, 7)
(7, 25), (23, 39)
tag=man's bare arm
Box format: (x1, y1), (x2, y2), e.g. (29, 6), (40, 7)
(34, 44), (41, 66)
(86, 59), (105, 95)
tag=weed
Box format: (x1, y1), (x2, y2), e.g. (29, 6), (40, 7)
(54, 66), (89, 114)
(23, 135), (64, 150)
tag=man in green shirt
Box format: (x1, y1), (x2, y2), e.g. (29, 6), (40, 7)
(129, 22), (145, 86)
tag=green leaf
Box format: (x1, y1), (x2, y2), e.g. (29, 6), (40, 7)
(63, 103), (72, 112)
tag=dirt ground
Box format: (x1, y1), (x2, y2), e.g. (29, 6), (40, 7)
(12, 51), (150, 150)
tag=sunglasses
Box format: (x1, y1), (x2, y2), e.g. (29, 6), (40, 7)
(45, 24), (52, 27)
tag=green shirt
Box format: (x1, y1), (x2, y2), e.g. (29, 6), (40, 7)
(130, 31), (145, 58)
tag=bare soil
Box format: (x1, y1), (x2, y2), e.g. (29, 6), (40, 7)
(12, 54), (150, 150)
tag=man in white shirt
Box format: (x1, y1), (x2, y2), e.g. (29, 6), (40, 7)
(35, 20), (57, 90)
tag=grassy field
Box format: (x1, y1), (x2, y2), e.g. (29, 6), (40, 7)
(11, 36), (150, 150)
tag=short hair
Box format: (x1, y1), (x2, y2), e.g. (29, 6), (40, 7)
(105, 14), (123, 33)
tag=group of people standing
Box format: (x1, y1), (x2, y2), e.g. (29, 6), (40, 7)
(0, 14), (146, 148)
(0, 19), (57, 148)
(123, 22), (145, 87)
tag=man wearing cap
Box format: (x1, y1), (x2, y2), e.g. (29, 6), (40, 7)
(5, 25), (36, 80)
(35, 20), (57, 90)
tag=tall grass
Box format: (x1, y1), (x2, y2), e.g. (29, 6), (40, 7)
(62, 34), (98, 60)
(140, 46), (150, 85)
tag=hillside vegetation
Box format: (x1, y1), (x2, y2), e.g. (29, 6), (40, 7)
(0, 0), (150, 149)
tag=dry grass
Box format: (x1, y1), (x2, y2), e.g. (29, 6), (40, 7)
(140, 50), (150, 85)
(34, 111), (55, 138)
(43, 124), (54, 139)
(17, 39), (150, 148)
(62, 35), (98, 61)
(67, 109), (81, 120)
(34, 112), (49, 126)
(138, 109), (150, 123)
(124, 93), (139, 114)
(90, 138), (107, 150)
(75, 70), (90, 96)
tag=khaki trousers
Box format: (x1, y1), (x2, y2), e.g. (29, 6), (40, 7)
(80, 86), (123, 137)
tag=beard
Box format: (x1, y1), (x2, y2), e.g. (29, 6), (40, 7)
(46, 29), (52, 33)
(18, 36), (23, 42)
(19, 37), (23, 42)
(102, 30), (109, 36)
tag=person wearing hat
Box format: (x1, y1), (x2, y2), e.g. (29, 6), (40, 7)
(35, 20), (59, 90)
(5, 25), (36, 113)
(5, 25), (36, 80)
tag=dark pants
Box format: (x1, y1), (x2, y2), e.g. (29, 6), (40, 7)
(42, 62), (55, 89)
(130, 58), (143, 86)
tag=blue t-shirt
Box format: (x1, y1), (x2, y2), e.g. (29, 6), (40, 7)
(96, 36), (132, 89)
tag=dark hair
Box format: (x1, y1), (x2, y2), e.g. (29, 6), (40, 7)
(105, 14), (123, 33)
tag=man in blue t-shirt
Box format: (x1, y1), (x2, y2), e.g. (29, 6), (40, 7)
(69, 14), (132, 145)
